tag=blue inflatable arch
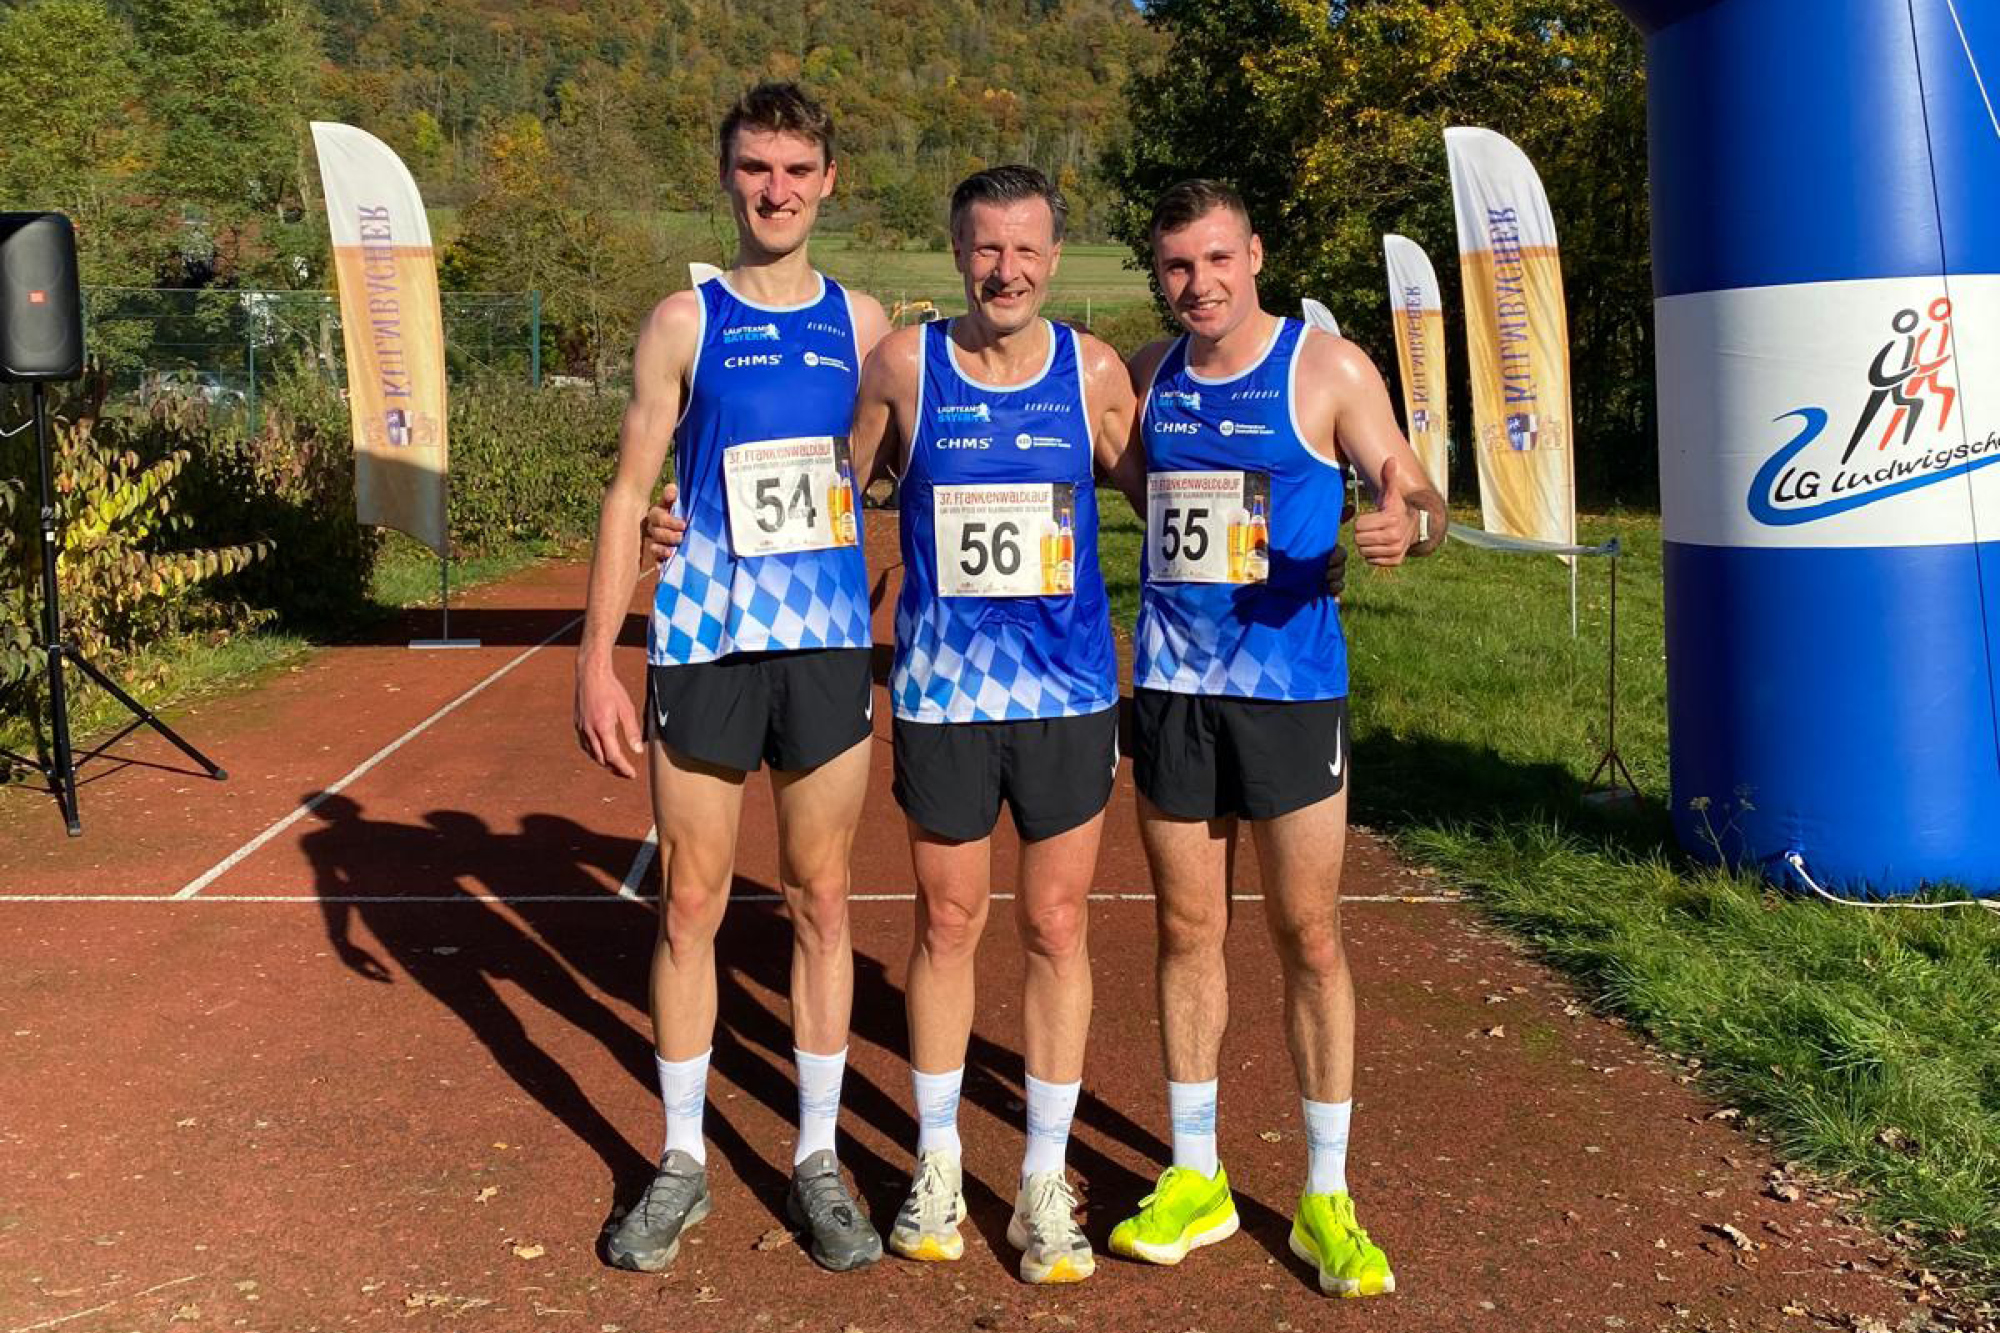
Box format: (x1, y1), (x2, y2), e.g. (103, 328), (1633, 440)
(1610, 0), (2000, 894)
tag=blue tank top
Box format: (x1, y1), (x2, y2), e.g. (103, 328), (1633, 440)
(1136, 318), (1349, 700)
(648, 273), (872, 665)
(892, 319), (1116, 723)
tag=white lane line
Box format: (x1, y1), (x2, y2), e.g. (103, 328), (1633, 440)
(170, 615), (584, 900)
(0, 891), (1467, 905)
(618, 825), (658, 900)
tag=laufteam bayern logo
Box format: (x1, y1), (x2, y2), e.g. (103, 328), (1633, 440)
(1748, 297), (1999, 526)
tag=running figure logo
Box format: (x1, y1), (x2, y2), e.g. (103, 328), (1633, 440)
(1841, 298), (1956, 464)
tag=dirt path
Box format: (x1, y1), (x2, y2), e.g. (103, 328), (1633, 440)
(0, 535), (1929, 1333)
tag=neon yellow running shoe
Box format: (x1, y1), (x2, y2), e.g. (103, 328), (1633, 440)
(1289, 1191), (1395, 1297)
(1106, 1164), (1240, 1265)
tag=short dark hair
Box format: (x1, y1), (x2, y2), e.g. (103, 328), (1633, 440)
(1149, 179), (1251, 239)
(949, 165), (1068, 243)
(719, 82), (835, 169)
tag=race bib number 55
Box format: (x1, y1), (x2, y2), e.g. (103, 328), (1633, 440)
(1147, 470), (1270, 583)
(934, 482), (1077, 597)
(723, 436), (859, 557)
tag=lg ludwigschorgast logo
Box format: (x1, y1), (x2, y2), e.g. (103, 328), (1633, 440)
(1749, 297), (1998, 525)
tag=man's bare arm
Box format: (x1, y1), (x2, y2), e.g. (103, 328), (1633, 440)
(1299, 331), (1445, 567)
(574, 291), (699, 777)
(849, 324), (922, 491)
(1078, 333), (1141, 515)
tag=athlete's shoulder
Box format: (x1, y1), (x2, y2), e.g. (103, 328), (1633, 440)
(1295, 324), (1385, 391)
(842, 287), (892, 350)
(1070, 329), (1129, 385)
(635, 288), (705, 370)
(860, 322), (925, 394)
(1126, 335), (1180, 392)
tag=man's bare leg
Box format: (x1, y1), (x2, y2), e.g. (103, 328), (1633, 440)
(1006, 811), (1104, 1284)
(770, 736), (871, 1056)
(1249, 788), (1353, 1104)
(649, 744), (749, 1062)
(1135, 796), (1237, 1085)
(905, 826), (993, 1077)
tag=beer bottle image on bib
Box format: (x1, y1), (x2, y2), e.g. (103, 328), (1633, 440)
(829, 441), (858, 547)
(1245, 492), (1270, 582)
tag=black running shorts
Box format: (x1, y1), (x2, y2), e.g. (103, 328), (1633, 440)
(892, 708), (1119, 843)
(1132, 690), (1349, 821)
(646, 648), (874, 773)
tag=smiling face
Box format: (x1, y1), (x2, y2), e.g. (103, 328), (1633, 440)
(721, 126), (836, 259)
(953, 196), (1061, 338)
(1152, 204), (1264, 343)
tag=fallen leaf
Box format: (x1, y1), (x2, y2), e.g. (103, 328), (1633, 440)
(753, 1227), (794, 1251)
(176, 1117), (198, 1128)
(1850, 1319), (1890, 1333)
(512, 1243), (545, 1260)
(1700, 1187), (1727, 1198)
(1781, 1304), (1808, 1317)
(1258, 1130), (1282, 1143)
(171, 1304), (200, 1322)
(475, 1186), (498, 1204)
(1707, 1222), (1755, 1251)
(1485, 1025), (1507, 1038)
(1876, 1127), (1913, 1154)
(1768, 1181), (1802, 1203)
(694, 1286), (721, 1304)
(1707, 1108), (1741, 1122)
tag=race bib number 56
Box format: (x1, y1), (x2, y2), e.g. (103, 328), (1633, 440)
(723, 436), (859, 557)
(1147, 470), (1270, 583)
(934, 482), (1077, 597)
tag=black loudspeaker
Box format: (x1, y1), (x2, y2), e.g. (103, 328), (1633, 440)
(0, 212), (84, 382)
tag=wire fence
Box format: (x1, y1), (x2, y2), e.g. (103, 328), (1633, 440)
(82, 287), (542, 425)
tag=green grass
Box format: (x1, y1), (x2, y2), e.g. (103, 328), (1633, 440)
(1097, 506), (2000, 1296)
(654, 208), (1155, 322)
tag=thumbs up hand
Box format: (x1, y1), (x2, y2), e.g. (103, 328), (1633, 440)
(1353, 456), (1417, 568)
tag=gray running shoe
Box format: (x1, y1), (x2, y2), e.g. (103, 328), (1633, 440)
(606, 1149), (711, 1272)
(786, 1149), (884, 1271)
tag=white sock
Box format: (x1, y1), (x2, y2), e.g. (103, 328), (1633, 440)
(656, 1050), (710, 1164)
(1303, 1097), (1352, 1195)
(793, 1047), (847, 1165)
(1168, 1078), (1220, 1177)
(912, 1066), (964, 1157)
(1020, 1073), (1081, 1180)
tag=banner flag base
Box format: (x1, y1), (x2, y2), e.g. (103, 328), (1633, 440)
(407, 552), (481, 651)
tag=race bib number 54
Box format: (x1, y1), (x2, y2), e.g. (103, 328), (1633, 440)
(934, 482), (1077, 597)
(1147, 471), (1270, 583)
(723, 436), (859, 557)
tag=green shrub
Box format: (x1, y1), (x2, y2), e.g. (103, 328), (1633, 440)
(0, 385), (271, 696)
(445, 378), (623, 556)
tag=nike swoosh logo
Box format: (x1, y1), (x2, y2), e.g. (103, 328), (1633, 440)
(864, 695), (874, 721)
(1328, 721), (1344, 779)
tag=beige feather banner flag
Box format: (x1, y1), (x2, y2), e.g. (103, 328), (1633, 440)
(1445, 126), (1575, 556)
(1382, 234), (1450, 503)
(311, 122), (449, 555)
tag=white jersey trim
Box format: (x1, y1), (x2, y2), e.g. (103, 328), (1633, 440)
(716, 270), (828, 313)
(1183, 315), (1283, 386)
(1291, 324), (1344, 472)
(944, 318), (1058, 392)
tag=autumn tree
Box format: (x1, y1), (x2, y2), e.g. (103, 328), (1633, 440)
(1105, 0), (1653, 502)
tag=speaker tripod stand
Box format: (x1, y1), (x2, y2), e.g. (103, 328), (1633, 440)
(3, 383), (226, 835)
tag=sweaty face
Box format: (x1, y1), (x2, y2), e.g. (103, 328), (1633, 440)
(722, 128), (835, 258)
(953, 198), (1061, 337)
(1153, 207), (1264, 341)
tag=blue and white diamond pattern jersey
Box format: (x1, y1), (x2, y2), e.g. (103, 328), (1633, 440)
(648, 273), (871, 665)
(1136, 319), (1349, 701)
(891, 319), (1117, 723)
